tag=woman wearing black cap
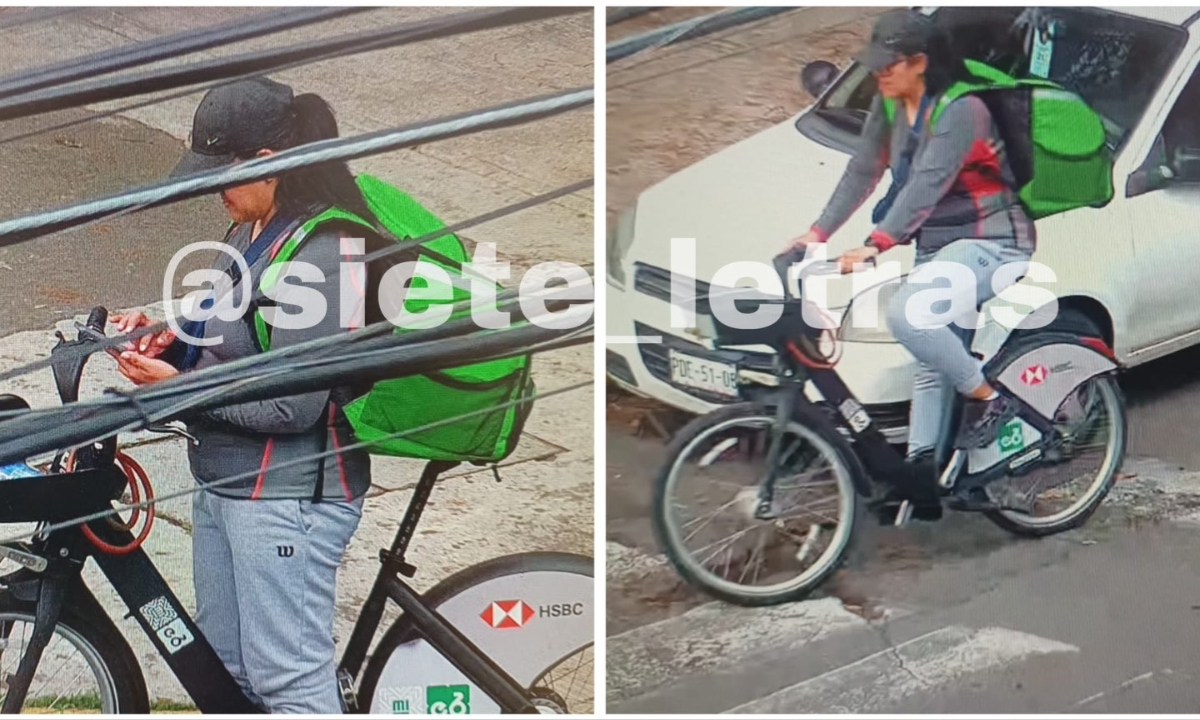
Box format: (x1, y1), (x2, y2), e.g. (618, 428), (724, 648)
(787, 9), (1038, 514)
(110, 77), (379, 713)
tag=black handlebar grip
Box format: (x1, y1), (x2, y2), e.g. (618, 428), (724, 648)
(772, 247), (809, 296)
(86, 306), (107, 333)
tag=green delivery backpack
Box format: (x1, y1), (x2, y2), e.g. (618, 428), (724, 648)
(254, 174), (535, 464)
(883, 59), (1114, 220)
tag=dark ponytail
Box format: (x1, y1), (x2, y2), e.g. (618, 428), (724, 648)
(274, 92), (380, 228)
(923, 23), (970, 97)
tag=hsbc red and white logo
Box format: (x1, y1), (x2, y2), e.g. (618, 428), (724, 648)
(480, 600), (535, 630)
(1020, 365), (1048, 386)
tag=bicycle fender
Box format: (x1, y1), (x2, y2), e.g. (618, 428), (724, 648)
(990, 334), (1117, 422)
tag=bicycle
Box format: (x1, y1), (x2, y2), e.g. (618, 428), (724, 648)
(653, 259), (1126, 606)
(0, 308), (593, 713)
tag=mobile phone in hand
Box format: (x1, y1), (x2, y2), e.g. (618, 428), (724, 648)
(74, 323), (122, 358)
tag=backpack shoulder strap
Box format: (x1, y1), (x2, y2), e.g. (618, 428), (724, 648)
(253, 207), (377, 352)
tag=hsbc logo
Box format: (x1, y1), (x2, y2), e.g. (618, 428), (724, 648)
(538, 602), (585, 618)
(480, 600), (535, 630)
(1020, 365), (1048, 386)
(479, 600), (587, 630)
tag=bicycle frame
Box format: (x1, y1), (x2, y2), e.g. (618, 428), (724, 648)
(753, 334), (1090, 518)
(0, 461), (538, 714)
(752, 358), (900, 514)
(337, 460), (538, 714)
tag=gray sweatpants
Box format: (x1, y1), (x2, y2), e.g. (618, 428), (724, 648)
(192, 489), (363, 713)
(884, 239), (1032, 457)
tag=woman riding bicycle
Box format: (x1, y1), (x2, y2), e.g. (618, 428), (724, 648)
(110, 77), (380, 713)
(788, 10), (1036, 506)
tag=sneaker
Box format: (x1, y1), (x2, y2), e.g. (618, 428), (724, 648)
(956, 394), (1019, 449)
(868, 452), (942, 524)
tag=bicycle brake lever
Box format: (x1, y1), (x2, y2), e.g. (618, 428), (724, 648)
(146, 424), (199, 446)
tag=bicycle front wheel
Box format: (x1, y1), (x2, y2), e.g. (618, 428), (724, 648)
(359, 552), (593, 714)
(653, 402), (862, 607)
(0, 591), (150, 713)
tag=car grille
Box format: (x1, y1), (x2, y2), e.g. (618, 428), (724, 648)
(865, 401), (909, 432)
(634, 263), (713, 306)
(606, 350), (636, 387)
(634, 322), (775, 404)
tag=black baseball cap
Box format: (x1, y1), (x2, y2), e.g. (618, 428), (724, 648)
(856, 9), (937, 72)
(170, 76), (297, 178)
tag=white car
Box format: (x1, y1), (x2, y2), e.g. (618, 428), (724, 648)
(608, 6), (1200, 442)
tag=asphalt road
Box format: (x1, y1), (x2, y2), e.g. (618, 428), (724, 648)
(606, 6), (1200, 714)
(607, 398), (1200, 714)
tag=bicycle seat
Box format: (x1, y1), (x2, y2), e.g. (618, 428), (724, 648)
(0, 464), (127, 524)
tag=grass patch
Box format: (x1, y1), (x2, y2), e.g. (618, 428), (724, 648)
(151, 699), (198, 713)
(24, 694), (102, 712)
(21, 694), (197, 714)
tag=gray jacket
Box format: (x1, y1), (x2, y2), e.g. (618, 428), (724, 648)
(812, 93), (1036, 255)
(180, 214), (372, 501)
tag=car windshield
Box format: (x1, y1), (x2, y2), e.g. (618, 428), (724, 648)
(804, 7), (1187, 151)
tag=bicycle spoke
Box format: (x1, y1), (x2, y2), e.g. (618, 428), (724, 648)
(41, 663), (91, 712)
(564, 650), (587, 702)
(775, 496), (842, 525)
(679, 496), (743, 543)
(737, 532), (767, 585)
(692, 525), (755, 564)
(720, 544), (734, 578)
(772, 476), (838, 491)
(689, 473), (757, 493)
(30, 635), (71, 698)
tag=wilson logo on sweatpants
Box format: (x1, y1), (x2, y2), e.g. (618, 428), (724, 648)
(480, 600), (535, 630)
(277, 545), (294, 558)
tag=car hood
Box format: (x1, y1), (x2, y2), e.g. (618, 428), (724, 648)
(628, 115), (915, 310)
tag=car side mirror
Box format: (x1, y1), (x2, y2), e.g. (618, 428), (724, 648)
(1127, 164), (1175, 198)
(801, 61), (839, 99)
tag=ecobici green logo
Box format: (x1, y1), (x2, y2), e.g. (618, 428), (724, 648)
(998, 420), (1025, 455)
(390, 684), (471, 714)
(426, 685), (471, 714)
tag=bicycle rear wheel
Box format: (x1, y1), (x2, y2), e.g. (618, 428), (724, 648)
(653, 402), (861, 607)
(985, 374), (1126, 537)
(358, 552), (593, 714)
(0, 592), (149, 713)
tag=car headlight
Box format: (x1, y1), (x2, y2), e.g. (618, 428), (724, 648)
(607, 203), (637, 288)
(838, 279), (901, 343)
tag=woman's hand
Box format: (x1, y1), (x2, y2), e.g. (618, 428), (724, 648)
(110, 312), (175, 357)
(838, 246), (880, 274)
(116, 352), (179, 386)
(787, 230), (822, 250)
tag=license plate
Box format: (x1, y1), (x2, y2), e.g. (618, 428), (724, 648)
(668, 349), (739, 398)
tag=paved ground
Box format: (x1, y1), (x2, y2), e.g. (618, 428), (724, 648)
(606, 7), (1200, 714)
(0, 7), (593, 706)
